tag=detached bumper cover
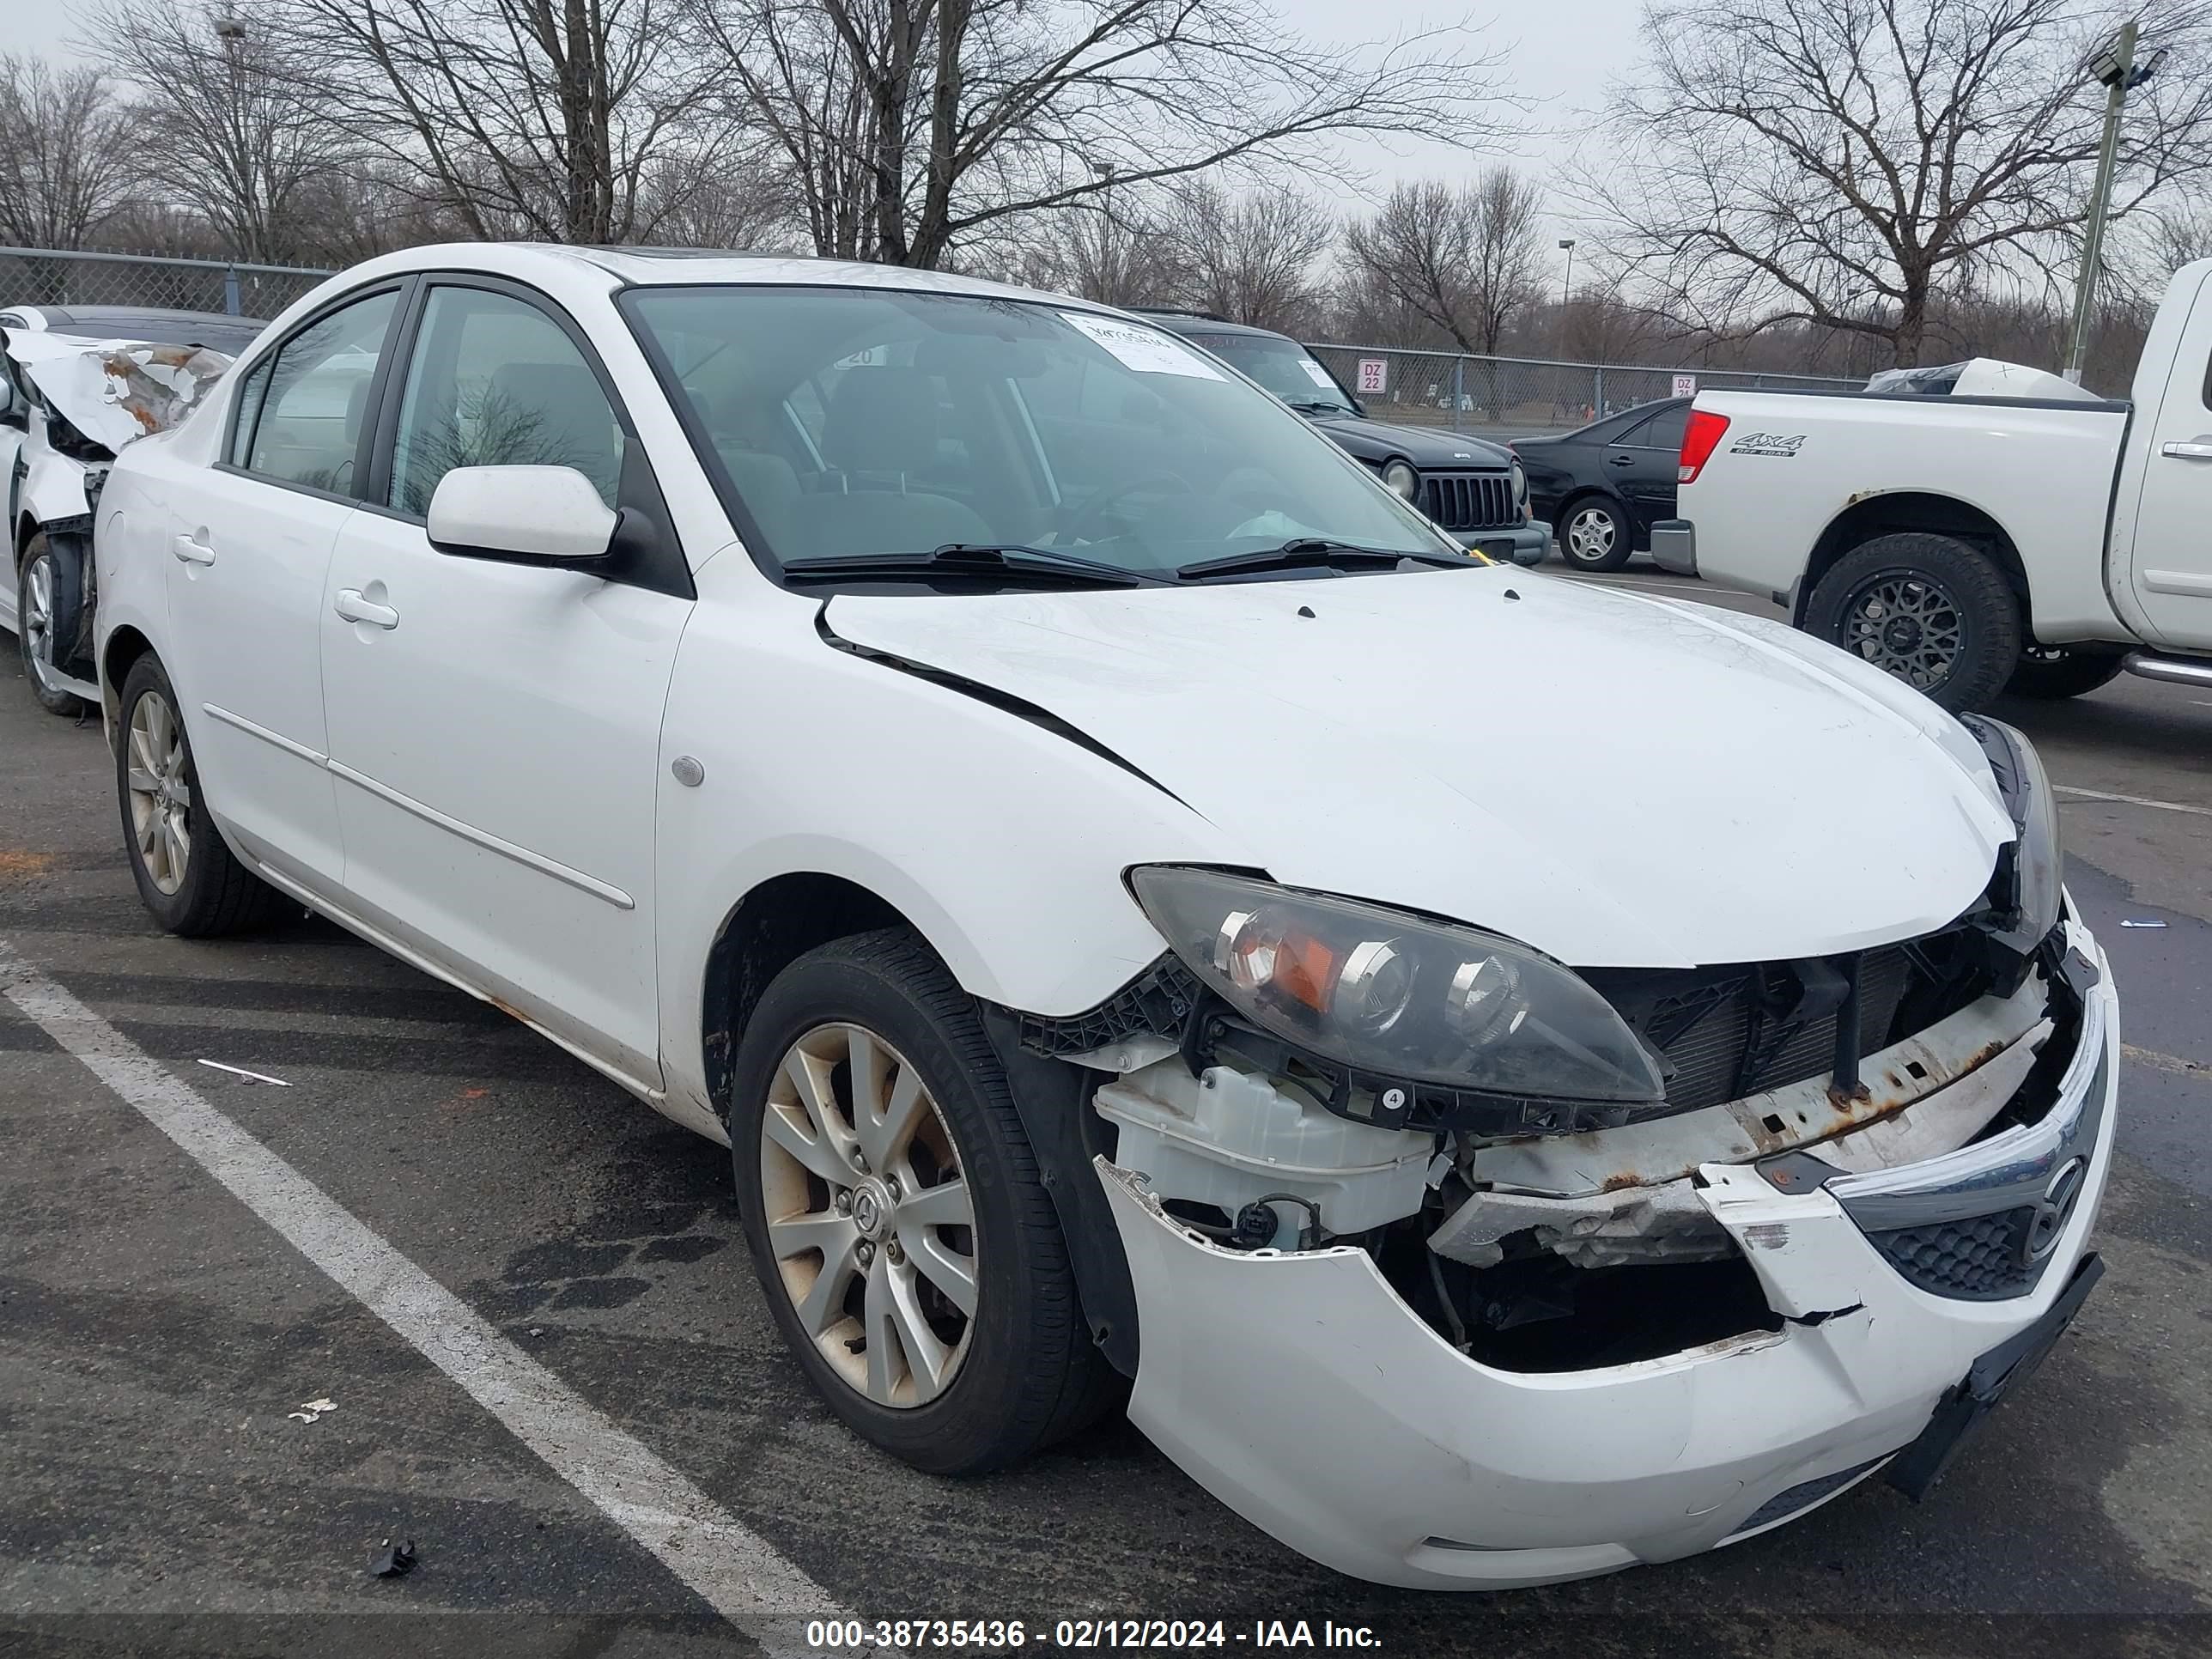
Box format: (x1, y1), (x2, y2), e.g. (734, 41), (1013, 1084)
(1099, 927), (2116, 1590)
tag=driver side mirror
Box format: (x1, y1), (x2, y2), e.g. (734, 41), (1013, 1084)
(0, 376), (21, 427)
(426, 465), (618, 566)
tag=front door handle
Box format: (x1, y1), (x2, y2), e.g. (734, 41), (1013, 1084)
(171, 534), (216, 565)
(333, 588), (399, 629)
(2160, 437), (2212, 461)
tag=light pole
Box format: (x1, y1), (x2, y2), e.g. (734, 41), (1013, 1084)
(2065, 22), (2165, 383)
(1559, 238), (1577, 311)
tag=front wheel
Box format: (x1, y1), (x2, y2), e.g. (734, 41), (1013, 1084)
(2005, 646), (2125, 701)
(1555, 496), (1632, 572)
(18, 534), (87, 717)
(114, 653), (284, 935)
(730, 928), (1115, 1474)
(1803, 532), (2021, 713)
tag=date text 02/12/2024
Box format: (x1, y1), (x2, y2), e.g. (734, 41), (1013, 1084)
(804, 1620), (1384, 1650)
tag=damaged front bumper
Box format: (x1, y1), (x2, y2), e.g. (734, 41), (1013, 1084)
(1096, 925), (2117, 1589)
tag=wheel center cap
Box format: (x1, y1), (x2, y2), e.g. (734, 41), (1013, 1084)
(1883, 616), (1923, 652)
(850, 1177), (893, 1240)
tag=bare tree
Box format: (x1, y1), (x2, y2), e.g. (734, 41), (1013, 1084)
(265, 0), (728, 245)
(88, 0), (353, 264)
(1153, 180), (1333, 331)
(686, 0), (1510, 270)
(1585, 0), (2212, 367)
(0, 56), (133, 251)
(1011, 191), (1190, 307)
(1344, 169), (1546, 356)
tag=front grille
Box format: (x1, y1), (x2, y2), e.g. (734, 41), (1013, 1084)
(1421, 471), (1517, 531)
(1727, 1455), (1887, 1538)
(1868, 1208), (2044, 1300)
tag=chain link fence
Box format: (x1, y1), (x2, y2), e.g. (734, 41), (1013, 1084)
(0, 247), (332, 324)
(1306, 343), (1863, 436)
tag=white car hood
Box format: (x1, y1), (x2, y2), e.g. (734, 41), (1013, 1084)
(824, 566), (2015, 967)
(3, 328), (235, 452)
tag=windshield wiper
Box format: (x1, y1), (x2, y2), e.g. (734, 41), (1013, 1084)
(1175, 538), (1473, 582)
(1285, 399), (1355, 416)
(782, 544), (1160, 588)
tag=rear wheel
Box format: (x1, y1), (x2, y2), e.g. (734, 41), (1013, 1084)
(2004, 645), (2125, 700)
(114, 653), (284, 935)
(1803, 532), (2021, 713)
(730, 927), (1115, 1474)
(17, 534), (87, 717)
(1555, 496), (1632, 572)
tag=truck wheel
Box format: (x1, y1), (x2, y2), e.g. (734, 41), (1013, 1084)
(1804, 533), (2021, 712)
(1556, 496), (1632, 572)
(730, 927), (1115, 1475)
(17, 533), (88, 718)
(2005, 646), (2125, 701)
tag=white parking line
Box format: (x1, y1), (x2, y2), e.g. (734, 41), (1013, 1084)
(2053, 784), (2212, 818)
(0, 940), (851, 1650)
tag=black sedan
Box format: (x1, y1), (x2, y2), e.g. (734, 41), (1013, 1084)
(1139, 311), (1547, 564)
(1511, 398), (1689, 572)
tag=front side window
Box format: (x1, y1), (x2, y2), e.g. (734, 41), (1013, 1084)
(628, 287), (1453, 582)
(240, 289), (398, 494)
(388, 286), (626, 517)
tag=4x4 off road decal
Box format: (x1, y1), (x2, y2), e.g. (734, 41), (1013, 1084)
(1730, 432), (1806, 457)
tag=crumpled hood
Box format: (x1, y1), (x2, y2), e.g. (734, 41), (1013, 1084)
(824, 567), (2014, 968)
(3, 327), (235, 453)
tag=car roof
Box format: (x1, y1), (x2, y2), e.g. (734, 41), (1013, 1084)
(2, 303), (260, 331)
(1128, 310), (1291, 343)
(240, 242), (1200, 350)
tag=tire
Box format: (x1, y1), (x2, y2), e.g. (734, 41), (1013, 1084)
(114, 652), (284, 936)
(1555, 495), (1632, 572)
(730, 927), (1115, 1474)
(17, 533), (88, 717)
(2005, 645), (2125, 701)
(1803, 532), (2021, 713)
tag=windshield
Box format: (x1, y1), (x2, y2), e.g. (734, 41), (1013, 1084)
(1181, 331), (1357, 415)
(623, 287), (1453, 582)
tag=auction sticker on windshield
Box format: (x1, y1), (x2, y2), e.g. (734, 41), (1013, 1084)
(1298, 357), (1337, 387)
(1060, 312), (1224, 379)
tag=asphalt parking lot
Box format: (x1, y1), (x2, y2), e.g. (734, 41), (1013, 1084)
(3, 564), (2209, 1659)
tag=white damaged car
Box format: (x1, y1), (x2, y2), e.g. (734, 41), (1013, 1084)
(93, 246), (2117, 1589)
(2, 304), (260, 713)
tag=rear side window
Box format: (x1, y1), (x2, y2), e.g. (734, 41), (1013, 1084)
(386, 286), (626, 517)
(1618, 404), (1689, 450)
(240, 290), (399, 495)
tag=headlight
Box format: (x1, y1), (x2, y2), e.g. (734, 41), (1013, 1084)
(1130, 866), (1666, 1104)
(1382, 459), (1419, 501)
(1510, 459), (1527, 505)
(1963, 715), (2063, 951)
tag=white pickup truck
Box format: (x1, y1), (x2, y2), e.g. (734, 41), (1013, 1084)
(1656, 257), (2212, 713)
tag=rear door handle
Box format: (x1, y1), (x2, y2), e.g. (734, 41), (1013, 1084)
(2160, 438), (2212, 460)
(171, 534), (216, 565)
(1607, 453), (1635, 467)
(333, 588), (399, 629)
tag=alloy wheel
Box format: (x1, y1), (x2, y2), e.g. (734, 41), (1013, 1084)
(22, 552), (59, 691)
(759, 1023), (978, 1409)
(1840, 574), (1965, 690)
(1565, 506), (1615, 562)
(125, 690), (192, 895)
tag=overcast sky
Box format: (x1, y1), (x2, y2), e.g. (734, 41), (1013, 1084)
(11, 0), (1649, 275)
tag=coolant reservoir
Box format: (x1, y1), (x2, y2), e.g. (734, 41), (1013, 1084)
(1092, 1060), (1432, 1243)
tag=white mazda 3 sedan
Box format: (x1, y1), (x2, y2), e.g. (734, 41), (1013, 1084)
(93, 245), (2118, 1589)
